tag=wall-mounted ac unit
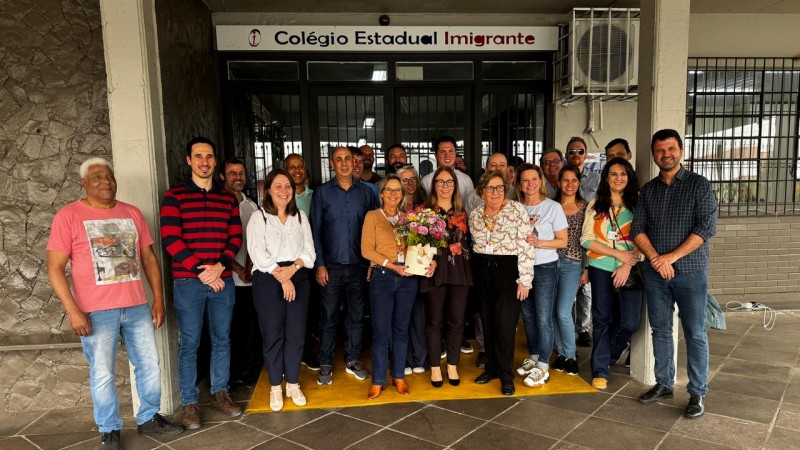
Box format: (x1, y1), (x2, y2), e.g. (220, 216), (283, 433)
(556, 8), (639, 102)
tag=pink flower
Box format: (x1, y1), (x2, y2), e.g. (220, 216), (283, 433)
(417, 225), (429, 235)
(431, 229), (443, 240)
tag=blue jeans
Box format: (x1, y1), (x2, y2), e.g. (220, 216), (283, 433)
(588, 266), (642, 379)
(318, 263), (365, 366)
(520, 260), (558, 369)
(645, 269), (709, 396)
(81, 304), (161, 432)
(369, 268), (418, 384)
(553, 255), (582, 360)
(173, 277), (235, 405)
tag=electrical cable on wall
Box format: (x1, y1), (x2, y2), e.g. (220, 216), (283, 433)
(725, 301), (777, 330)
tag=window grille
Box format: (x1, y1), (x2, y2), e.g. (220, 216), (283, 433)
(686, 58), (799, 216)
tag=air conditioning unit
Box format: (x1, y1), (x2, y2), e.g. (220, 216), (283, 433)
(557, 8), (639, 100)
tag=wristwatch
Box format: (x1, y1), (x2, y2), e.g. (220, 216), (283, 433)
(294, 263), (301, 271)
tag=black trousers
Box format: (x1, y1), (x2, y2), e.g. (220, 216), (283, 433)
(424, 284), (469, 367)
(252, 268), (310, 385)
(229, 285), (263, 384)
(472, 253), (520, 383)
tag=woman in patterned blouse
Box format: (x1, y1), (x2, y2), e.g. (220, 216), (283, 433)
(469, 171), (535, 396)
(580, 157), (642, 391)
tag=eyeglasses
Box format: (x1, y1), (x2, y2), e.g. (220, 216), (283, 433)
(484, 185), (505, 194)
(541, 160), (563, 167)
(434, 179), (455, 187)
(382, 188), (403, 194)
(567, 149), (586, 155)
(401, 177), (417, 184)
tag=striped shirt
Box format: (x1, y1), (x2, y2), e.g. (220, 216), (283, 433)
(160, 178), (242, 278)
(631, 166), (717, 275)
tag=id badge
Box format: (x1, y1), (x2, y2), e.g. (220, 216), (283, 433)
(397, 252), (405, 264)
(485, 243), (494, 254)
(607, 230), (619, 241)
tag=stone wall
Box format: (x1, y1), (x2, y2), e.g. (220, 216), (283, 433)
(708, 215), (800, 300)
(155, 0), (221, 186)
(0, 0), (129, 411)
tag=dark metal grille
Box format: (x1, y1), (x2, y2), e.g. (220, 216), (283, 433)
(397, 95), (466, 178)
(481, 93), (546, 168)
(686, 58), (799, 216)
(317, 95), (384, 183)
(250, 94), (302, 202)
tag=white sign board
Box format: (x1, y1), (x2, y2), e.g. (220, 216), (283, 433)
(217, 26), (558, 52)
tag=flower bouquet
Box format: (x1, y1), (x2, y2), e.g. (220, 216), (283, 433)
(396, 208), (449, 276)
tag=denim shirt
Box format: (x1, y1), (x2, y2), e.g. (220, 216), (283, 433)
(310, 177), (379, 267)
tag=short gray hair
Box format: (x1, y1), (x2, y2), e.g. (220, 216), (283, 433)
(79, 157), (113, 179)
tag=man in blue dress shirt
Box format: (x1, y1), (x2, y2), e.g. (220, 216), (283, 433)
(632, 129), (717, 419)
(311, 146), (379, 385)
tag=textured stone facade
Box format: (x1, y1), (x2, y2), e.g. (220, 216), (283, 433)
(155, 0), (221, 186)
(0, 0), (122, 412)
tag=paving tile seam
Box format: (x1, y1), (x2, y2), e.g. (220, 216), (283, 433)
(272, 410), (337, 437)
(263, 436), (315, 450)
(341, 405), (447, 450)
(760, 361), (800, 449)
(12, 409), (50, 437)
(237, 420), (279, 440)
(425, 398), (520, 422)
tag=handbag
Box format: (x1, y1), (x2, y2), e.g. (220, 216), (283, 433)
(620, 262), (644, 291)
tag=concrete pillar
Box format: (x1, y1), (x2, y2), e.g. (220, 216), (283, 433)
(99, 0), (178, 413)
(629, 0), (690, 385)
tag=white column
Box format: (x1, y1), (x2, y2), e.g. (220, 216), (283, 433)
(99, 0), (178, 413)
(630, 0), (690, 385)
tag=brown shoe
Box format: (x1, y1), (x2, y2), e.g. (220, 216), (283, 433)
(392, 378), (409, 395)
(367, 384), (385, 400)
(211, 390), (243, 417)
(182, 403), (201, 430)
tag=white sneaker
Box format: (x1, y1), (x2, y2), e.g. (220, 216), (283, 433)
(523, 368), (550, 388)
(412, 366), (425, 374)
(404, 367), (413, 376)
(285, 383), (306, 406)
(516, 358), (537, 376)
(269, 386), (283, 411)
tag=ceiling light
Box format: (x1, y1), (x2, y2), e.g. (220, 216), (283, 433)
(372, 69), (387, 81)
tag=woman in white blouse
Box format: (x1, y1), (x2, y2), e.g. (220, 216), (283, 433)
(247, 169), (315, 412)
(469, 170), (535, 396)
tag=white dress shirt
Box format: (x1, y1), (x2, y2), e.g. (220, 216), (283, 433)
(246, 209), (316, 275)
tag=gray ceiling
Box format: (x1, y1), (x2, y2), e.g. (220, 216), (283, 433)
(202, 0), (800, 14)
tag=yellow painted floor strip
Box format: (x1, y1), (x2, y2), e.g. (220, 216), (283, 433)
(248, 327), (596, 413)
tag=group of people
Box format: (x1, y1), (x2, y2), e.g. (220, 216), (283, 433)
(47, 128), (717, 449)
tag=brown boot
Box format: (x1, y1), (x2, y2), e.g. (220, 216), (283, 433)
(211, 390), (243, 417)
(182, 403), (201, 430)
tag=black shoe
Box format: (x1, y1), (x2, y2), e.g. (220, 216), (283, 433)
(501, 380), (515, 395)
(685, 395), (705, 419)
(302, 354), (320, 371)
(476, 352), (487, 369)
(552, 355), (566, 372)
(564, 358), (579, 376)
(431, 379), (443, 388)
(137, 413), (184, 436)
(448, 377), (460, 387)
(638, 384), (674, 404)
(474, 372), (497, 384)
(577, 331), (592, 347)
(100, 430), (121, 450)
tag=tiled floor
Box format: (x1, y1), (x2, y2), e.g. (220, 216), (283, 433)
(2, 311), (799, 449)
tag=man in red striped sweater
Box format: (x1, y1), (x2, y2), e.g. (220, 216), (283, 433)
(160, 137), (243, 429)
